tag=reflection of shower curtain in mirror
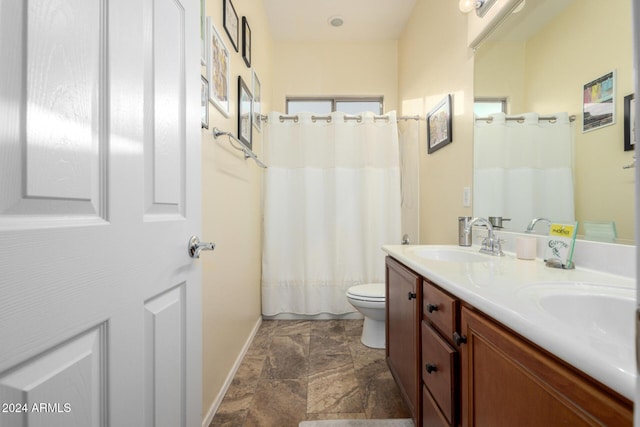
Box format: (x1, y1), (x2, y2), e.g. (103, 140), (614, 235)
(474, 112), (575, 232)
(262, 111), (402, 316)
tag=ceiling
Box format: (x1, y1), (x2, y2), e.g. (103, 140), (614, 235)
(263, 0), (417, 42)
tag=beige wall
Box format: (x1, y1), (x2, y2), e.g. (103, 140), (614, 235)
(398, 0), (475, 244)
(271, 41), (398, 112)
(200, 0), (272, 417)
(475, 0), (634, 242)
(474, 40), (526, 114)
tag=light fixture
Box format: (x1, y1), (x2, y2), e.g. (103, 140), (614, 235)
(458, 0), (484, 13)
(458, 0), (476, 13)
(328, 15), (344, 27)
(512, 0), (526, 14)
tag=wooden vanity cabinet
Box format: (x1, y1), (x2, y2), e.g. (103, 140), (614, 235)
(460, 306), (633, 427)
(385, 256), (633, 427)
(385, 256), (421, 424)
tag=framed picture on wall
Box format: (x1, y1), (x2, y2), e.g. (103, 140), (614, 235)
(242, 17), (251, 68)
(427, 95), (453, 154)
(201, 75), (209, 129)
(252, 70), (261, 131)
(238, 76), (253, 150)
(200, 0), (206, 65)
(223, 0), (239, 52)
(583, 71), (616, 132)
(624, 93), (635, 151)
(206, 17), (230, 117)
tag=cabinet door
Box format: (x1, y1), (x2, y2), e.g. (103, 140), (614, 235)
(386, 256), (421, 423)
(460, 307), (632, 427)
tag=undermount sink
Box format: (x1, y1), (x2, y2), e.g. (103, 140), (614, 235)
(519, 282), (635, 345)
(408, 246), (491, 263)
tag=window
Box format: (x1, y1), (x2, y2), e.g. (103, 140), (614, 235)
(474, 98), (507, 116)
(287, 99), (332, 115)
(286, 97), (383, 115)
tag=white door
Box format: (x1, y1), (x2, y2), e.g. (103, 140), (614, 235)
(0, 0), (203, 426)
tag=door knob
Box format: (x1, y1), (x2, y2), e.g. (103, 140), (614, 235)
(188, 236), (215, 259)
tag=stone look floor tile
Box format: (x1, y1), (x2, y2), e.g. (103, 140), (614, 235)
(344, 319), (364, 337)
(274, 320), (312, 336)
(310, 334), (352, 356)
(244, 379), (307, 427)
(263, 335), (310, 379)
(310, 319), (346, 336)
(210, 319), (409, 426)
(307, 367), (363, 414)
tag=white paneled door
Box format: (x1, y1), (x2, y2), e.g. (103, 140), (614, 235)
(0, 0), (202, 426)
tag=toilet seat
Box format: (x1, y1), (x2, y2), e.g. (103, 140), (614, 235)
(346, 283), (385, 302)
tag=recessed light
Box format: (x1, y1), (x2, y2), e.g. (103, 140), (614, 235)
(328, 15), (344, 27)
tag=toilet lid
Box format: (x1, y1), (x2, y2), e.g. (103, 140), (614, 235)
(347, 283), (385, 300)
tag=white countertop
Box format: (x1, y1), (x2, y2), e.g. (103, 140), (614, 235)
(382, 244), (637, 400)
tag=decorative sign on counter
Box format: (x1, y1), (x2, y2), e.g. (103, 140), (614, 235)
(544, 222), (578, 268)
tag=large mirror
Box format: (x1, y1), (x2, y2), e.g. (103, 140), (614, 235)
(473, 0), (635, 244)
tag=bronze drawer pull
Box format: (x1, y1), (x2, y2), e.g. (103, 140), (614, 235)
(453, 332), (467, 346)
(425, 363), (437, 374)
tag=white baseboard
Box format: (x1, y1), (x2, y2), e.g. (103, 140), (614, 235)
(201, 316), (263, 427)
(262, 312), (363, 320)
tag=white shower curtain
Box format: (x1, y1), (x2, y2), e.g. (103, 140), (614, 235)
(262, 111), (402, 316)
(474, 112), (575, 232)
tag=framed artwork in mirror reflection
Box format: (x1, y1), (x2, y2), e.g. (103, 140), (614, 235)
(582, 71), (615, 132)
(427, 94), (452, 154)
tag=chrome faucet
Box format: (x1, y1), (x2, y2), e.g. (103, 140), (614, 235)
(525, 217), (551, 233)
(464, 217), (504, 256)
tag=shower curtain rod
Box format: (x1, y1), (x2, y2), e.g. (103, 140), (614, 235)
(398, 115), (421, 121)
(475, 114), (576, 123)
(258, 114), (422, 122)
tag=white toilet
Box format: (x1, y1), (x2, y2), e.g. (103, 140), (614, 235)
(346, 283), (386, 349)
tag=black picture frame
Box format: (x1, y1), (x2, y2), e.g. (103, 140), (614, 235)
(242, 17), (251, 68)
(238, 76), (253, 150)
(427, 95), (453, 154)
(223, 0), (239, 52)
(624, 93), (635, 151)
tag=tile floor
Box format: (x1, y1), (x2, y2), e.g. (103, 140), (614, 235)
(209, 319), (410, 427)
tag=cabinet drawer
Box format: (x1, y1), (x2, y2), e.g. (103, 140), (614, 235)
(422, 385), (451, 427)
(423, 280), (458, 340)
(422, 321), (456, 425)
